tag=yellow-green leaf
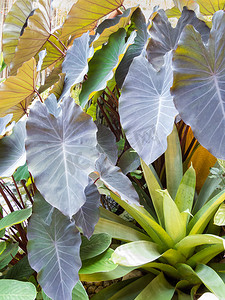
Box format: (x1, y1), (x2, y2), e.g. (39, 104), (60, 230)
(60, 0), (125, 41)
(0, 58), (37, 118)
(2, 0), (34, 66)
(214, 203), (225, 226)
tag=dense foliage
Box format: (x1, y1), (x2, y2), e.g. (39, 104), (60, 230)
(0, 0), (225, 299)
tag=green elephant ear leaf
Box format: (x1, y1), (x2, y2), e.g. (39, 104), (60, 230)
(79, 28), (135, 107)
(26, 97), (99, 218)
(0, 208), (32, 231)
(147, 7), (210, 70)
(73, 181), (100, 239)
(0, 58), (37, 120)
(27, 194), (82, 300)
(0, 280), (36, 300)
(9, 0), (52, 75)
(60, 32), (93, 100)
(0, 121), (26, 177)
(171, 10), (225, 160)
(2, 0), (34, 66)
(115, 7), (148, 88)
(60, 0), (125, 41)
(119, 52), (177, 165)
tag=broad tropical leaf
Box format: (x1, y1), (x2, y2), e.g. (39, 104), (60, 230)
(13, 163), (30, 181)
(119, 52), (177, 165)
(93, 7), (137, 49)
(72, 281), (88, 300)
(80, 233), (112, 260)
(174, 0), (225, 16)
(0, 243), (18, 270)
(96, 124), (118, 165)
(0, 280), (36, 300)
(0, 121), (26, 177)
(118, 148), (140, 174)
(147, 7), (210, 70)
(0, 58), (37, 119)
(0, 208), (32, 231)
(60, 32), (93, 100)
(79, 28), (135, 107)
(73, 181), (100, 238)
(26, 97), (99, 217)
(95, 154), (140, 204)
(111, 240), (162, 267)
(116, 7), (148, 88)
(60, 0), (125, 41)
(9, 0), (51, 75)
(4, 256), (34, 280)
(2, 0), (34, 65)
(27, 194), (82, 300)
(39, 65), (62, 94)
(171, 11), (225, 159)
(0, 114), (12, 136)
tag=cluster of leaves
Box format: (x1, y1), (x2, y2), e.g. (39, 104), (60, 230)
(0, 0), (225, 299)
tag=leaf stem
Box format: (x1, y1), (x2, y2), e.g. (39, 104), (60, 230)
(21, 180), (33, 205)
(35, 89), (44, 103)
(50, 33), (68, 51)
(47, 38), (66, 57)
(12, 176), (26, 209)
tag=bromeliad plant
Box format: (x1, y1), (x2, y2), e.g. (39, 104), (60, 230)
(1, 0), (225, 299)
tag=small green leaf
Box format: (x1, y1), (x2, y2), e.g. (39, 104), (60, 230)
(162, 190), (186, 243)
(0, 242), (6, 255)
(0, 243), (18, 270)
(79, 248), (117, 274)
(195, 264), (225, 299)
(13, 163), (30, 181)
(0, 279), (36, 300)
(72, 281), (88, 300)
(111, 241), (162, 267)
(80, 233), (112, 260)
(135, 272), (175, 300)
(214, 203), (225, 226)
(0, 208), (32, 231)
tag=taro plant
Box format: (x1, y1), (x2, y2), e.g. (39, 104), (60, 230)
(1, 0), (225, 299)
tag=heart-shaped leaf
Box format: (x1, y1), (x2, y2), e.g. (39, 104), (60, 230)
(26, 97), (99, 217)
(9, 0), (51, 75)
(0, 58), (37, 121)
(60, 0), (124, 41)
(171, 10), (225, 159)
(60, 32), (93, 100)
(119, 52), (177, 165)
(73, 181), (100, 238)
(2, 0), (34, 66)
(147, 7), (210, 70)
(0, 121), (26, 177)
(116, 7), (148, 88)
(27, 194), (82, 300)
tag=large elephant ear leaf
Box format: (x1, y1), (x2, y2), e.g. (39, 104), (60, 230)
(115, 7), (148, 88)
(0, 121), (26, 177)
(60, 32), (93, 101)
(9, 0), (52, 75)
(26, 96), (99, 218)
(79, 28), (135, 107)
(73, 181), (100, 239)
(60, 0), (125, 41)
(2, 0), (34, 66)
(119, 52), (177, 165)
(171, 10), (225, 160)
(27, 193), (82, 300)
(0, 58), (37, 121)
(147, 7), (210, 70)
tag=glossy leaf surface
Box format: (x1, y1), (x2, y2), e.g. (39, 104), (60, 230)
(0, 121), (26, 177)
(214, 203), (225, 226)
(171, 11), (225, 159)
(0, 114), (12, 136)
(0, 208), (32, 231)
(119, 52), (177, 165)
(27, 194), (82, 300)
(0, 280), (36, 300)
(26, 97), (99, 217)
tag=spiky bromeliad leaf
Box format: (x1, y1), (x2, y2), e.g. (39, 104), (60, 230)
(79, 28), (135, 107)
(9, 0), (55, 75)
(171, 10), (225, 160)
(0, 121), (26, 177)
(2, 0), (34, 66)
(73, 181), (100, 239)
(27, 193), (82, 300)
(116, 7), (148, 88)
(0, 58), (37, 122)
(60, 32), (93, 100)
(147, 7), (210, 70)
(26, 97), (99, 217)
(119, 52), (177, 165)
(60, 0), (125, 41)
